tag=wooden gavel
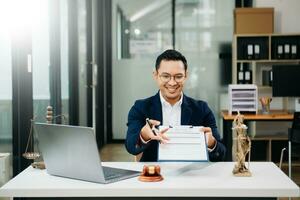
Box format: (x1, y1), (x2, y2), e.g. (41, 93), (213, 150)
(142, 165), (161, 176)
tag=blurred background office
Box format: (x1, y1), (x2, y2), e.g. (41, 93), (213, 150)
(0, 0), (300, 188)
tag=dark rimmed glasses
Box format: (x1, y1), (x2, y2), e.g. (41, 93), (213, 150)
(158, 73), (186, 83)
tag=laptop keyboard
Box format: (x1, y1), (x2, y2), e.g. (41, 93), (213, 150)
(102, 166), (140, 180)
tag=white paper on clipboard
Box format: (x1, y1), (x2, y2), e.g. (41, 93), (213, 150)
(158, 126), (208, 161)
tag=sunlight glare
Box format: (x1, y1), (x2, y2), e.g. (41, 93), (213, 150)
(0, 0), (46, 34)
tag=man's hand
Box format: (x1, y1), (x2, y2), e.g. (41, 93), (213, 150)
(201, 127), (216, 149)
(140, 119), (169, 144)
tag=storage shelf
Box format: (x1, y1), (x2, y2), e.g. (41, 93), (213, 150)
(232, 33), (300, 85)
(229, 33), (300, 164)
(252, 135), (288, 141)
(236, 59), (300, 63)
(257, 86), (272, 90)
(251, 134), (288, 161)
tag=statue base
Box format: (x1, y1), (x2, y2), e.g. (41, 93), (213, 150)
(31, 161), (46, 169)
(233, 171), (252, 177)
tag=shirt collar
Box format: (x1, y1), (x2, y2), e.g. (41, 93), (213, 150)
(159, 91), (183, 107)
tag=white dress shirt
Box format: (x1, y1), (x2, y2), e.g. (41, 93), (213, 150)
(159, 91), (183, 126)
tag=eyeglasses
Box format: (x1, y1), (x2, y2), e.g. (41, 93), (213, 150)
(158, 73), (186, 83)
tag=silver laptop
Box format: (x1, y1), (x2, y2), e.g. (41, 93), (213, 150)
(34, 123), (140, 184)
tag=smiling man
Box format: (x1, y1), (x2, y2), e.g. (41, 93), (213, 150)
(125, 49), (226, 162)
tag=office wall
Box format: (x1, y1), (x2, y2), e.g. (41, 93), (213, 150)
(255, 0), (300, 33)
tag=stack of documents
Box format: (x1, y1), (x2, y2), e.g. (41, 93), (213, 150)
(158, 126), (208, 161)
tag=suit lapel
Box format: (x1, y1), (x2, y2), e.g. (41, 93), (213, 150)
(181, 94), (192, 125)
(150, 92), (163, 123)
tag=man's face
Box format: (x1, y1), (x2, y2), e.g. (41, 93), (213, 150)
(154, 60), (187, 105)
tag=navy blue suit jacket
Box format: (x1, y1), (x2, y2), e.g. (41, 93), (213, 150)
(125, 92), (226, 161)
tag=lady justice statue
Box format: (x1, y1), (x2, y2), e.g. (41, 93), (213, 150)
(232, 111), (252, 177)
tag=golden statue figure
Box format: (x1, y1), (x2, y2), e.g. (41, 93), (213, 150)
(232, 112), (252, 177)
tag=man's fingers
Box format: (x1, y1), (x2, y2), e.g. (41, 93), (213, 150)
(144, 119), (170, 143)
(160, 127), (169, 134)
(151, 135), (168, 143)
(205, 133), (210, 140)
(160, 139), (168, 144)
(160, 133), (170, 140)
(151, 135), (161, 140)
(158, 128), (169, 140)
(204, 131), (212, 136)
(201, 127), (212, 133)
(149, 119), (160, 126)
(151, 135), (164, 142)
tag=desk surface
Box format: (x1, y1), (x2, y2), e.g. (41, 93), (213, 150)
(0, 162), (299, 198)
(221, 110), (293, 121)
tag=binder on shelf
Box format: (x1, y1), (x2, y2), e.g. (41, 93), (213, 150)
(254, 44), (260, 59)
(247, 44), (253, 59)
(276, 44), (283, 59)
(284, 44), (290, 59)
(244, 65), (252, 84)
(269, 70), (273, 86)
(237, 64), (244, 84)
(291, 44), (297, 59)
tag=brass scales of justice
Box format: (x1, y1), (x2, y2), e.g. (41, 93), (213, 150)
(22, 106), (67, 169)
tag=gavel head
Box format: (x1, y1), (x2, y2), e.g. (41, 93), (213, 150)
(142, 165), (161, 176)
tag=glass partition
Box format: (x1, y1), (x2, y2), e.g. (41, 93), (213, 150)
(77, 0), (88, 126)
(116, 0), (172, 59)
(32, 1), (50, 122)
(112, 0), (234, 139)
(32, 0), (70, 125)
(0, 1), (13, 185)
(175, 0), (234, 131)
(60, 0), (69, 124)
(112, 0), (172, 139)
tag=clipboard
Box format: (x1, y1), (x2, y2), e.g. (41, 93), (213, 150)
(157, 126), (209, 162)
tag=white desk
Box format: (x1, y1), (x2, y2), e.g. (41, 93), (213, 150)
(0, 162), (299, 199)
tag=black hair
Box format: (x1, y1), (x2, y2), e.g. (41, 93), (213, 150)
(155, 49), (188, 71)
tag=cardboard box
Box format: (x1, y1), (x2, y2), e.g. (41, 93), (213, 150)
(234, 8), (274, 34)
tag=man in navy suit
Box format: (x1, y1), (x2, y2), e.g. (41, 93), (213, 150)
(125, 49), (226, 161)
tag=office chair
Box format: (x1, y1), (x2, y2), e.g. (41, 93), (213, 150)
(287, 112), (300, 178)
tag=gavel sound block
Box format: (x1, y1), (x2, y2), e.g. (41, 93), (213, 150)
(138, 165), (163, 182)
